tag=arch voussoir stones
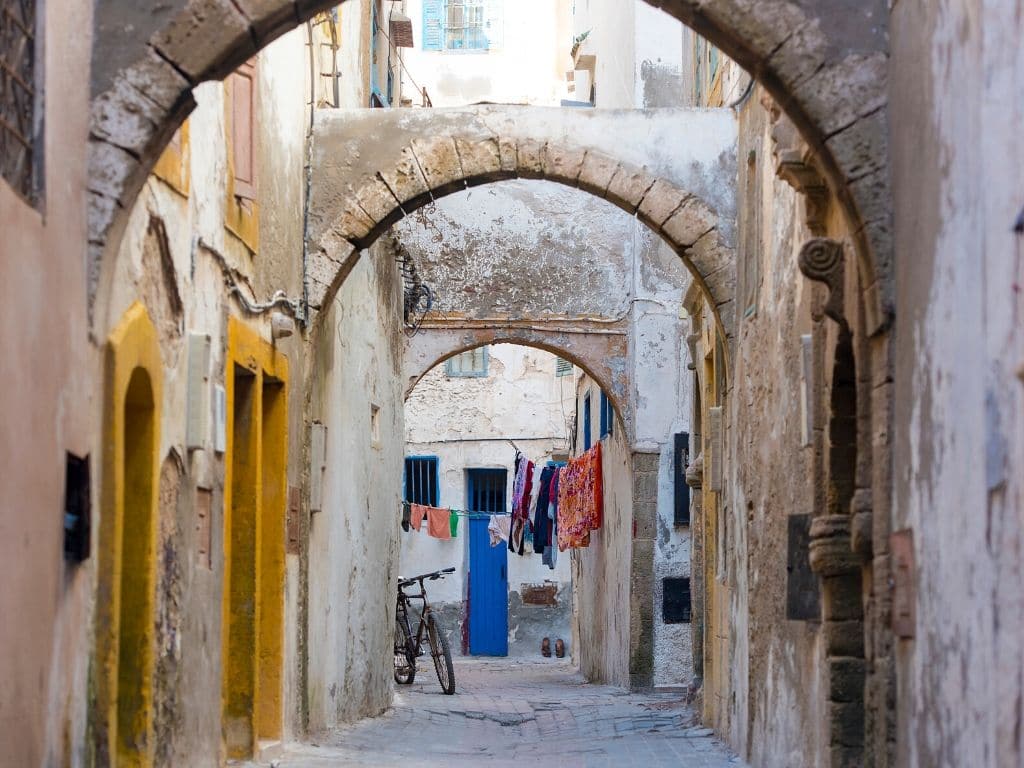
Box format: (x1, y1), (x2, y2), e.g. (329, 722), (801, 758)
(308, 106), (740, 344)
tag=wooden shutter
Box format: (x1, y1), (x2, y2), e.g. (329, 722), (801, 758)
(231, 60), (257, 200)
(422, 0), (443, 50)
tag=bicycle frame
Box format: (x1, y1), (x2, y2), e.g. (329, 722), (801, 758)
(396, 579), (434, 658)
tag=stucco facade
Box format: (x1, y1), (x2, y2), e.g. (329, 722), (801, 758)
(402, 344), (575, 657)
(4, 1), (1024, 767)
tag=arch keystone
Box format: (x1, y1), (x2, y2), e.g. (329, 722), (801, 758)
(542, 146), (586, 185)
(516, 139), (548, 179)
(410, 137), (465, 195)
(454, 138), (505, 183)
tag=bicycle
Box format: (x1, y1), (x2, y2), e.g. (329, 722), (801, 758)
(394, 567), (456, 694)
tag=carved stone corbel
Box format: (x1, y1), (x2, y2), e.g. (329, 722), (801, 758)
(798, 238), (846, 326)
(685, 453), (704, 490)
(769, 111), (830, 236)
(808, 515), (859, 576)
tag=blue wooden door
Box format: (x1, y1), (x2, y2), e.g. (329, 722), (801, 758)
(467, 469), (508, 656)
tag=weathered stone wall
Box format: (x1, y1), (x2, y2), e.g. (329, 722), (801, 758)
(0, 1), (96, 764)
(306, 244), (404, 732)
(573, 395), (634, 687)
(724, 88), (829, 767)
(92, 25), (310, 764)
(402, 345), (575, 657)
(889, 3), (1024, 767)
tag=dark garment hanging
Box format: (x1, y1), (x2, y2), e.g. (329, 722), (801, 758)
(532, 466), (556, 554)
(401, 501), (412, 532)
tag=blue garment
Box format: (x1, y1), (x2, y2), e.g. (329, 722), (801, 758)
(532, 466), (556, 554)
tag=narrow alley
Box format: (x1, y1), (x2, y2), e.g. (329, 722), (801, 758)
(263, 660), (744, 768)
(4, 0), (1024, 767)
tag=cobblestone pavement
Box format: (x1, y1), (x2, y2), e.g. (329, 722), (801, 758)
(264, 659), (747, 767)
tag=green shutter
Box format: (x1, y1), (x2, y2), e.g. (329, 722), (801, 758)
(423, 0), (444, 51)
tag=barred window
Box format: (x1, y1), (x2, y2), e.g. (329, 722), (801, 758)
(1, 0), (41, 203)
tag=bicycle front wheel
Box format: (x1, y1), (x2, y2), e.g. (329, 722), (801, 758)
(427, 613), (455, 695)
(394, 617), (416, 685)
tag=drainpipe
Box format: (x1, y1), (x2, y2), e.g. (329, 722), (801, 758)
(300, 19), (317, 327)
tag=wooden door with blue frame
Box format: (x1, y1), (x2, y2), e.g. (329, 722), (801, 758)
(467, 468), (508, 656)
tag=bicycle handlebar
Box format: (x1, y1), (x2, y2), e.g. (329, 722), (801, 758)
(398, 567), (455, 588)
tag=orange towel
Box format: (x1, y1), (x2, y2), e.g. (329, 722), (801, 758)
(426, 506), (452, 540)
(410, 503), (428, 532)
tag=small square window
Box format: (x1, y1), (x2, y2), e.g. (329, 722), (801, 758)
(405, 457), (439, 506)
(662, 577), (691, 623)
(445, 347), (489, 377)
(555, 357), (573, 377)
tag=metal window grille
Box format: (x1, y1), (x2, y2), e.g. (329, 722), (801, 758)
(1, 0), (39, 202)
(555, 357), (573, 377)
(445, 347), (488, 377)
(404, 457), (439, 506)
(662, 577), (692, 623)
(445, 0), (486, 50)
(466, 468), (506, 513)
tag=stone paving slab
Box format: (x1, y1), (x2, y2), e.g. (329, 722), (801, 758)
(250, 659), (747, 768)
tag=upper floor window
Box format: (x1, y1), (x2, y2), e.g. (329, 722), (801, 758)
(1, 0), (42, 204)
(422, 0), (503, 52)
(229, 59), (257, 201)
(599, 391), (613, 439)
(583, 392), (592, 451)
(445, 347), (489, 378)
(555, 357), (573, 377)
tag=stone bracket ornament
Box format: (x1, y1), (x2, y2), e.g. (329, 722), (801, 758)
(768, 104), (830, 236)
(808, 515), (860, 576)
(798, 238), (846, 326)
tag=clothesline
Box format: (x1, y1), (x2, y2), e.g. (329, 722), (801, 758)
(399, 503), (510, 518)
(398, 443), (603, 561)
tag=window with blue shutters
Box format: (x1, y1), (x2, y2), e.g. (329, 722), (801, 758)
(583, 392), (592, 451)
(600, 391), (613, 438)
(404, 456), (439, 506)
(422, 0), (502, 52)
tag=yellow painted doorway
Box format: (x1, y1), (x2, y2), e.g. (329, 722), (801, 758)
(222, 318), (288, 758)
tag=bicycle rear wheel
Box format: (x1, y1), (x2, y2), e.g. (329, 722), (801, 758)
(394, 617), (416, 685)
(427, 613), (455, 694)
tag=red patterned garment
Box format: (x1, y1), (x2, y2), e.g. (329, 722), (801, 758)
(556, 443), (603, 551)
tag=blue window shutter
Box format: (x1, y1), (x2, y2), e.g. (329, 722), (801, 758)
(484, 0), (503, 50)
(583, 393), (592, 451)
(423, 0), (444, 51)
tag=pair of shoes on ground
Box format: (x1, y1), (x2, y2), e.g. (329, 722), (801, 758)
(541, 637), (565, 658)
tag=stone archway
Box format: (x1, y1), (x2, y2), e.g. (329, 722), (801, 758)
(403, 323), (632, 440)
(306, 106), (738, 347)
(88, 0), (890, 331)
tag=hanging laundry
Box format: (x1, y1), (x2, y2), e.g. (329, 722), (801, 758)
(409, 503), (428, 532)
(543, 470), (560, 569)
(401, 501), (412, 532)
(488, 514), (511, 546)
(426, 506), (452, 539)
(532, 466), (556, 554)
(449, 511), (459, 538)
(557, 443), (603, 551)
(509, 453), (534, 555)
